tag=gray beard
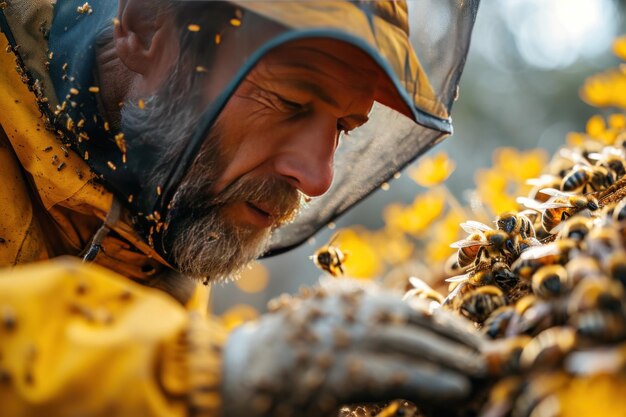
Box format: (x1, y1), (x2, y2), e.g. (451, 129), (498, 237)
(121, 85), (300, 283)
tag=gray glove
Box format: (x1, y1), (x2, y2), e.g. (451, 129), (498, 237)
(221, 280), (488, 417)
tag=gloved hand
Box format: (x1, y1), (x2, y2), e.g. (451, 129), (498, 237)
(221, 280), (488, 417)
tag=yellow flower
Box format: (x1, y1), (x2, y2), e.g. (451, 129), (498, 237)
(382, 203), (407, 232)
(221, 304), (259, 331)
(408, 152), (456, 187)
(612, 35), (626, 60)
(609, 113), (626, 130)
(580, 69), (626, 110)
(383, 189), (446, 235)
(566, 132), (586, 147)
(406, 189), (447, 235)
(235, 262), (269, 294)
(587, 114), (606, 136)
(425, 210), (465, 262)
(371, 229), (414, 266)
(583, 114), (623, 144)
(475, 168), (520, 216)
(493, 148), (547, 184)
(334, 228), (382, 279)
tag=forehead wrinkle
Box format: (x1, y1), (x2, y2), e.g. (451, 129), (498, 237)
(281, 79), (340, 107)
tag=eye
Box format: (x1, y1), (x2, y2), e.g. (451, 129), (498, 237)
(275, 94), (306, 112)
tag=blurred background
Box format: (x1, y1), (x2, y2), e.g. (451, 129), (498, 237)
(212, 0), (626, 325)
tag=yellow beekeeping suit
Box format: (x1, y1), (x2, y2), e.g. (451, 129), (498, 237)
(0, 27), (226, 416)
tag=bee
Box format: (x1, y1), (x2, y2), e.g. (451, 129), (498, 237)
(443, 252), (465, 276)
(506, 279), (533, 306)
(531, 264), (572, 299)
(483, 335), (532, 375)
(519, 326), (577, 370)
(588, 148), (626, 179)
(561, 164), (614, 193)
(560, 148), (615, 192)
(567, 278), (626, 342)
(514, 235), (543, 255)
(506, 295), (564, 337)
(511, 240), (577, 280)
(585, 225), (623, 263)
(403, 276), (443, 307)
(310, 234), (346, 277)
(491, 261), (520, 293)
(456, 221), (519, 265)
(511, 372), (570, 417)
(483, 305), (518, 339)
(520, 188), (599, 233)
(441, 265), (495, 310)
(565, 255), (602, 285)
(611, 198), (626, 222)
(450, 232), (484, 269)
(458, 285), (507, 324)
(607, 250), (626, 288)
(495, 211), (536, 239)
(444, 261), (517, 305)
(571, 310), (626, 344)
(558, 216), (594, 243)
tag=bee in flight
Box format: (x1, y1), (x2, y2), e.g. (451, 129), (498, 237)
(310, 233), (347, 277)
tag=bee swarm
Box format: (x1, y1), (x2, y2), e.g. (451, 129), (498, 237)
(406, 135), (626, 417)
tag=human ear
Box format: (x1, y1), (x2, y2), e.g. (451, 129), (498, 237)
(113, 0), (168, 74)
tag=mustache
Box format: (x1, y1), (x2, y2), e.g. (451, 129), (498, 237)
(211, 175), (304, 226)
(176, 173), (304, 227)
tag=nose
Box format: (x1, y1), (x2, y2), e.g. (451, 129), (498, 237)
(273, 115), (337, 197)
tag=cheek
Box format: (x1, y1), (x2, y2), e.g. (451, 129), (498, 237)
(209, 106), (282, 193)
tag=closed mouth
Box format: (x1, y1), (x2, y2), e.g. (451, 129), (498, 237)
(246, 201), (271, 218)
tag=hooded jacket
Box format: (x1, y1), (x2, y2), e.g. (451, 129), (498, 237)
(0, 0), (479, 415)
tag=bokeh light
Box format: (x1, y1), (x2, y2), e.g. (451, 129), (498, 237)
(500, 0), (619, 69)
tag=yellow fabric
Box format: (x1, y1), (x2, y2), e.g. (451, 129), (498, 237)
(0, 33), (226, 416)
(0, 258), (192, 417)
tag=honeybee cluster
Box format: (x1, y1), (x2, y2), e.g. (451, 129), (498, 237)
(404, 134), (626, 416)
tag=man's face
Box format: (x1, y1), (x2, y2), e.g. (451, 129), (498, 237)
(124, 39), (379, 281)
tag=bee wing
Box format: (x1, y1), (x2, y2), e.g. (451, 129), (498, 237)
(450, 239), (489, 249)
(327, 232), (340, 246)
(519, 243), (560, 260)
(460, 220), (492, 234)
(540, 188), (575, 198)
(441, 281), (466, 307)
(520, 209), (539, 222)
(560, 148), (591, 166)
(402, 288), (420, 301)
(408, 276), (435, 292)
(445, 272), (472, 283)
(526, 175), (559, 186)
(524, 237), (543, 247)
(586, 152), (603, 161)
(538, 201), (573, 209)
(517, 197), (543, 211)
